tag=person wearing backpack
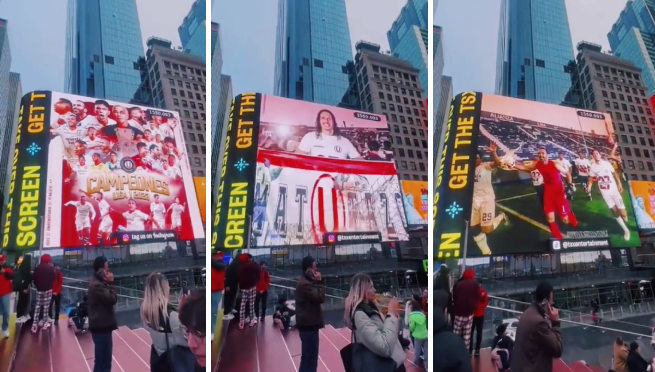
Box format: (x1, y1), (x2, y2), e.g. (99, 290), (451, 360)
(408, 299), (428, 367)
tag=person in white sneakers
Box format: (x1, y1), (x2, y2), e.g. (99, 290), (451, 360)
(0, 255), (14, 337)
(32, 254), (56, 333)
(12, 254), (32, 323)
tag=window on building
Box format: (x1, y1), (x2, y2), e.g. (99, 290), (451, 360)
(535, 59), (545, 67)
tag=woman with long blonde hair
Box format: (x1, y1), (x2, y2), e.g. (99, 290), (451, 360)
(141, 273), (199, 371)
(343, 273), (407, 372)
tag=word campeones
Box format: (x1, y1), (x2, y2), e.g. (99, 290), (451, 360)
(86, 174), (170, 196)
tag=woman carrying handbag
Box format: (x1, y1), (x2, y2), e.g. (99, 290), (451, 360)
(340, 273), (406, 372)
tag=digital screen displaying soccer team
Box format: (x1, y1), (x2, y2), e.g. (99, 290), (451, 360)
(15, 91), (206, 250)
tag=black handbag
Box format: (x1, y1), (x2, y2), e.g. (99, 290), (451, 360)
(339, 310), (398, 372)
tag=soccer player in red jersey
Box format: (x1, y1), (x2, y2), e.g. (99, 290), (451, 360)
(514, 148), (578, 239)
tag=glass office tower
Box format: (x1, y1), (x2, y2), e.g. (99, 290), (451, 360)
(387, 0), (429, 50)
(179, 0), (206, 61)
(274, 0), (353, 106)
(65, 0), (145, 103)
(495, 0), (579, 106)
(608, 0), (655, 95)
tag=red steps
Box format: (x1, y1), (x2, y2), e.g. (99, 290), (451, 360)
(10, 322), (153, 372)
(218, 315), (432, 372)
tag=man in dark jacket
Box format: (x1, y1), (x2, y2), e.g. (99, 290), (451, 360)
(237, 253), (260, 329)
(223, 250), (241, 320)
(452, 268), (481, 349)
(295, 256), (325, 372)
(434, 289), (472, 372)
(255, 261), (271, 322)
(211, 251), (226, 337)
(12, 254), (32, 323)
(88, 256), (118, 372)
(32, 254), (56, 332)
(0, 254), (14, 337)
(511, 281), (562, 372)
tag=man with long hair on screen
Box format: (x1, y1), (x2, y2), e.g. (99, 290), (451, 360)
(294, 109), (362, 160)
(471, 143), (509, 255)
(514, 148), (578, 239)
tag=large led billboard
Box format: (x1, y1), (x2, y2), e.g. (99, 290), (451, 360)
(3, 91), (205, 251)
(401, 180), (428, 226)
(211, 93), (408, 251)
(628, 181), (655, 232)
(434, 93), (639, 260)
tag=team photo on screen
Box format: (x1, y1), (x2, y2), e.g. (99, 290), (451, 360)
(467, 94), (640, 257)
(45, 92), (205, 248)
(250, 95), (408, 247)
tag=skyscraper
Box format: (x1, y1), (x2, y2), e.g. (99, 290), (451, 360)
(608, 0), (655, 95)
(211, 23), (222, 141)
(65, 0), (146, 104)
(387, 0), (429, 91)
(433, 25), (444, 128)
(210, 21), (218, 61)
(495, 0), (579, 106)
(179, 0), (206, 61)
(274, 0), (353, 106)
(1, 72), (20, 197)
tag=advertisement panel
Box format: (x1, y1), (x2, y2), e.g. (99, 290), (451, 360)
(627, 180), (655, 232)
(253, 94), (407, 247)
(401, 180), (428, 226)
(193, 177), (206, 223)
(3, 91), (204, 251)
(434, 93), (640, 259)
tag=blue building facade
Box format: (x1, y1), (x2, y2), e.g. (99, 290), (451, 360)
(608, 0), (655, 95)
(387, 0), (428, 92)
(495, 0), (579, 106)
(387, 0), (428, 51)
(179, 0), (206, 61)
(65, 0), (146, 103)
(274, 0), (353, 106)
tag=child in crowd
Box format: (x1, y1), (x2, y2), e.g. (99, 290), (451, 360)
(272, 295), (295, 331)
(408, 299), (428, 367)
(491, 323), (514, 371)
(68, 295), (89, 333)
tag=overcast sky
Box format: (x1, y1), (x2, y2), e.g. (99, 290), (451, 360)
(435, 0), (627, 95)
(0, 0), (196, 93)
(213, 0), (407, 95)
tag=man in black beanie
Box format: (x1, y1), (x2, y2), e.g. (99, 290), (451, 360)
(88, 256), (117, 372)
(295, 256), (325, 372)
(434, 289), (472, 372)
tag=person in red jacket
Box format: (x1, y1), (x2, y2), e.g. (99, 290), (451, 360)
(255, 262), (271, 322)
(237, 254), (260, 329)
(211, 251), (226, 339)
(452, 268), (481, 349)
(49, 266), (64, 325)
(470, 282), (489, 357)
(0, 254), (14, 337)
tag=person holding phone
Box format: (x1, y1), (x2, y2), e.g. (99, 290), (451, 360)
(88, 256), (118, 372)
(511, 281), (563, 372)
(295, 256), (325, 372)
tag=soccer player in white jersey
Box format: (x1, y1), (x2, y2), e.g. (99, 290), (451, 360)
(82, 127), (105, 152)
(119, 199), (157, 231)
(587, 149), (631, 240)
(556, 152), (576, 199)
(531, 169), (545, 209)
(470, 143), (509, 255)
(78, 100), (116, 130)
(168, 197), (186, 237)
(52, 112), (85, 162)
(295, 109), (362, 160)
(150, 195), (167, 230)
(574, 152), (593, 200)
(253, 160), (272, 233)
(64, 194), (96, 246)
(162, 154), (182, 179)
(81, 191), (114, 245)
(66, 153), (91, 184)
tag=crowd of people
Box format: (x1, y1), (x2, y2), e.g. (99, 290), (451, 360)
(211, 250), (430, 372)
(0, 253), (206, 372)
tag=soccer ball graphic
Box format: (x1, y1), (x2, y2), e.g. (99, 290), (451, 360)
(499, 154), (516, 170)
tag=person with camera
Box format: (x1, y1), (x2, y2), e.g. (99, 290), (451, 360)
(88, 256), (118, 372)
(511, 281), (563, 372)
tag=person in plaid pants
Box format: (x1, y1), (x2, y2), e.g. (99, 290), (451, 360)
(32, 254), (57, 333)
(237, 254), (260, 329)
(452, 268), (481, 353)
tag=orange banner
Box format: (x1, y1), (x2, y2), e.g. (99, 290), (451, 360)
(400, 180), (428, 225)
(628, 180), (655, 231)
(193, 177), (206, 223)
